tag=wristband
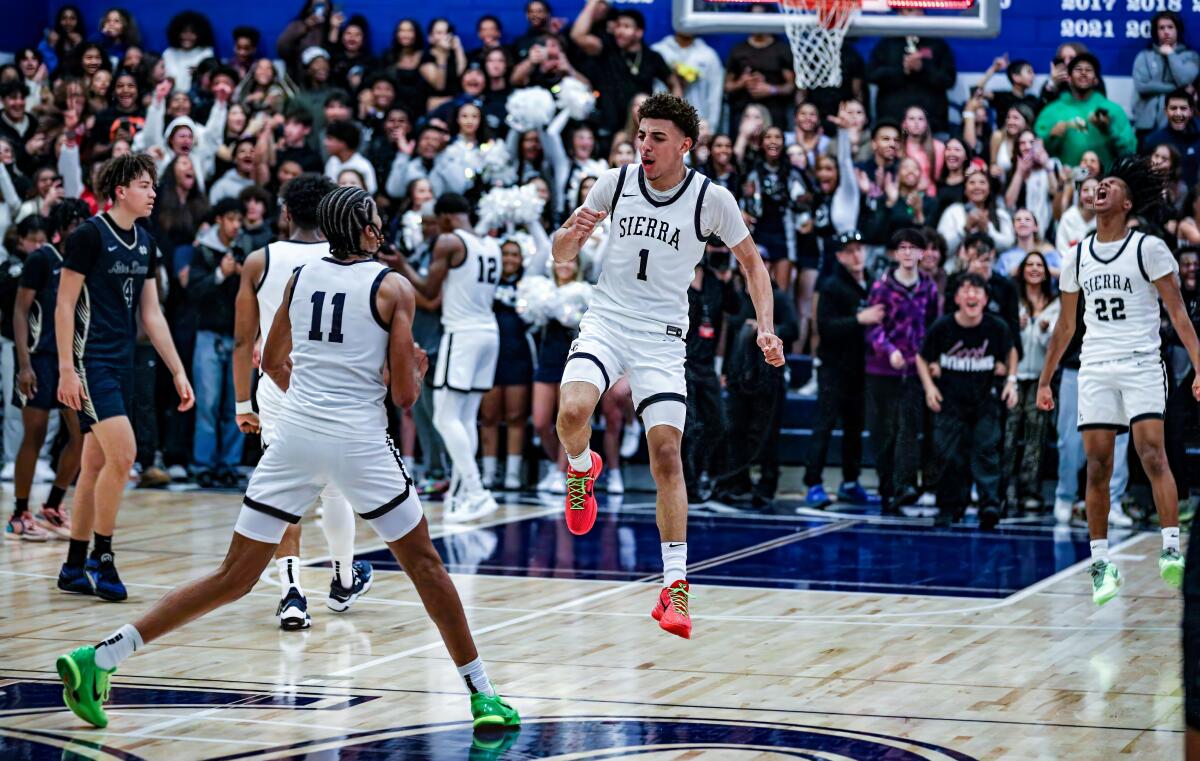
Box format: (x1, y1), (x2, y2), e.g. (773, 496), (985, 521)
(235, 400), (254, 416)
(1006, 375), (1017, 384)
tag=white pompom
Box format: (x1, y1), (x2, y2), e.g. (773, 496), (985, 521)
(505, 87), (557, 132)
(552, 281), (594, 328)
(474, 183), (547, 233)
(554, 77), (596, 122)
(516, 275), (557, 327)
(400, 210), (424, 252)
(479, 140), (516, 187)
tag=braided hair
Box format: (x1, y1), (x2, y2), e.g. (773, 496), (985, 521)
(317, 185), (377, 259)
(1103, 154), (1168, 219)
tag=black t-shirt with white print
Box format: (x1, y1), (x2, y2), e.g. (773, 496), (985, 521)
(921, 313), (1012, 406)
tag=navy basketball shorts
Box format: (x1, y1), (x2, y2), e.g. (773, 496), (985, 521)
(77, 361), (134, 433)
(14, 353), (63, 411)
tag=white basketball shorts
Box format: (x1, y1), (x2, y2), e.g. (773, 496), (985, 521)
(434, 328), (499, 393)
(1077, 354), (1168, 433)
(560, 312), (687, 432)
(236, 421), (423, 544)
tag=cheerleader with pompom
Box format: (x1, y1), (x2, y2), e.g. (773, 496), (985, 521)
(543, 106), (607, 224)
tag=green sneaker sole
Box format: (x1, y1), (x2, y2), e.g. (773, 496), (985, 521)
(1093, 577), (1122, 606)
(1161, 562), (1185, 589)
(56, 651), (109, 728)
(472, 713), (520, 729)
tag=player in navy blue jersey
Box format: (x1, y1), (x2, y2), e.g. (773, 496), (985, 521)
(6, 200), (90, 543)
(54, 154), (195, 602)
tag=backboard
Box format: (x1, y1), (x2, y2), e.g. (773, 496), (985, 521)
(673, 0), (1001, 38)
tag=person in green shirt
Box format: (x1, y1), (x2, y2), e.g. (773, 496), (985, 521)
(1034, 53), (1136, 168)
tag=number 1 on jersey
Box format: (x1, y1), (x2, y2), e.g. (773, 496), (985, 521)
(308, 290), (346, 343)
(636, 248), (649, 281)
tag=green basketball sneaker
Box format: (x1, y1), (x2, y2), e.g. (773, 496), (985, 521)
(1160, 548), (1185, 589)
(56, 646), (114, 728)
(1089, 560), (1121, 606)
(470, 691), (520, 729)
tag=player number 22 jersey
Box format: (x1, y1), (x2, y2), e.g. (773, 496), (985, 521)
(1059, 230), (1178, 365)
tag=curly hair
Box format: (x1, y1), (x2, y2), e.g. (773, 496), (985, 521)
(636, 92), (700, 144)
(1103, 154), (1168, 218)
(166, 11), (215, 49)
(280, 173), (336, 231)
(97, 153), (157, 202)
(317, 185), (377, 259)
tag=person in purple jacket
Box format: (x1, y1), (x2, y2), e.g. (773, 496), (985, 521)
(864, 228), (941, 515)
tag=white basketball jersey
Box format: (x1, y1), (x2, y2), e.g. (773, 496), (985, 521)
(275, 257), (392, 438)
(255, 239), (331, 417)
(583, 165), (741, 334)
(1061, 230), (1178, 365)
(441, 229), (500, 333)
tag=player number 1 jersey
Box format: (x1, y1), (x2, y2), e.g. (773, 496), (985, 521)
(579, 166), (749, 334)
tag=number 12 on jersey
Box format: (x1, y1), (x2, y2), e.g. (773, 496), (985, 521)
(308, 291), (346, 343)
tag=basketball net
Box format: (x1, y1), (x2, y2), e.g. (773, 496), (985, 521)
(713, 0), (860, 90)
(780, 0), (859, 90)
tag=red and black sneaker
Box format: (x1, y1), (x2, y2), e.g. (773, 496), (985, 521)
(564, 452), (603, 536)
(651, 579), (692, 639)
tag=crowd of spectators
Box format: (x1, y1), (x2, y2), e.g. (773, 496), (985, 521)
(1, 2), (1199, 524)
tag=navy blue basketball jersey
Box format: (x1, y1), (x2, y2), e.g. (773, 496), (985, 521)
(63, 214), (159, 366)
(19, 243), (63, 356)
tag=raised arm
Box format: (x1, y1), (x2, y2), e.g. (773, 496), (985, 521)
(233, 249), (265, 432)
(570, 0), (605, 57)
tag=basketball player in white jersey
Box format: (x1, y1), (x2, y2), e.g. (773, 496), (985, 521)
(553, 93), (785, 639)
(1038, 155), (1200, 606)
(393, 193), (502, 522)
(232, 174), (372, 630)
(56, 187), (520, 732)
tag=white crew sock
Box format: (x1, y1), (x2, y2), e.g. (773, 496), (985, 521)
(505, 454), (523, 479)
(277, 556), (303, 597)
(320, 484), (355, 588)
(94, 623), (143, 670)
(662, 541), (687, 586)
(482, 456), (498, 483)
(456, 656), (496, 696)
(1163, 527), (1181, 552)
(567, 447), (593, 473)
(1089, 539), (1109, 562)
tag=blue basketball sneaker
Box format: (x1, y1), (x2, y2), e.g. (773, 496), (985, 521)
(327, 560), (373, 612)
(837, 482), (881, 506)
(86, 555), (127, 602)
(57, 563), (94, 595)
(805, 485), (832, 509)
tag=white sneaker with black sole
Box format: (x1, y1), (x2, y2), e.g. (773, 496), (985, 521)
(276, 587), (312, 631)
(327, 561), (373, 612)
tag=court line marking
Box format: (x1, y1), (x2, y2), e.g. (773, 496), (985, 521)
(329, 521), (856, 676)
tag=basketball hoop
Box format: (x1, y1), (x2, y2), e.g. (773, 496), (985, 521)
(780, 0), (859, 89)
(709, 0), (861, 90)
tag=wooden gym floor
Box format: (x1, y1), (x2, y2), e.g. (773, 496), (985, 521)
(0, 486), (1186, 759)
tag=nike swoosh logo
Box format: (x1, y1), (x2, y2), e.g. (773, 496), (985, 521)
(92, 679), (103, 702)
(107, 246), (117, 251)
(621, 192), (637, 197)
(668, 543), (685, 548)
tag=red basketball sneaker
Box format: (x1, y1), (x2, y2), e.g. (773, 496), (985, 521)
(650, 579), (692, 639)
(564, 452), (603, 535)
